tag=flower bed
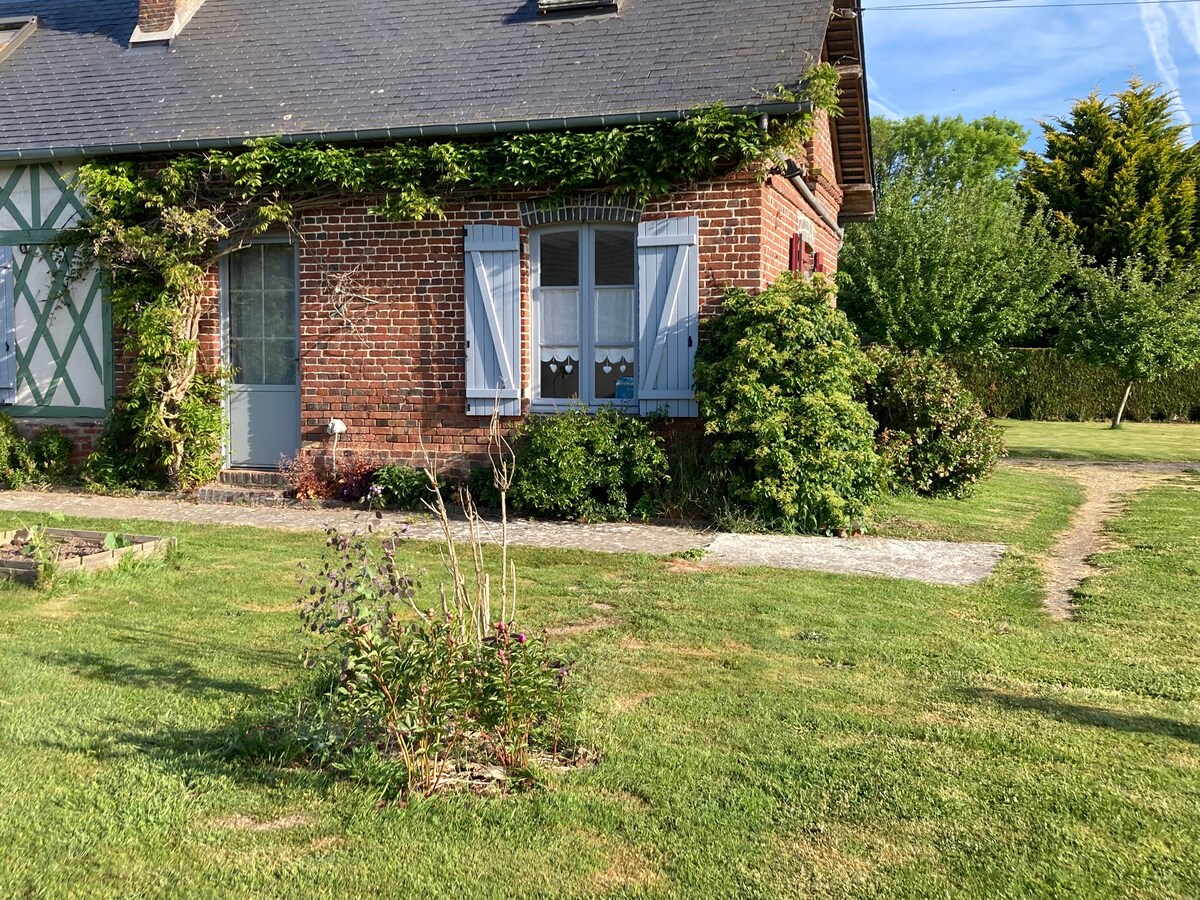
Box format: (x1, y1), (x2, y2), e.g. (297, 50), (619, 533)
(0, 528), (175, 584)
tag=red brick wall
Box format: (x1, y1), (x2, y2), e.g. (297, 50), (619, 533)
(760, 111), (844, 281)
(159, 144), (849, 474)
(12, 418), (105, 466)
(137, 0), (176, 31)
(292, 201), (524, 474)
(642, 178), (763, 316)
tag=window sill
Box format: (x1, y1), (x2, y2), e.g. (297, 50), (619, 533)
(530, 400), (638, 414)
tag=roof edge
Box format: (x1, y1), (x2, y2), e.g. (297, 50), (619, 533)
(0, 101), (811, 164)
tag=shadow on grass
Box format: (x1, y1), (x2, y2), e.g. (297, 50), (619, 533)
(106, 623), (295, 669)
(41, 650), (269, 698)
(962, 687), (1200, 745)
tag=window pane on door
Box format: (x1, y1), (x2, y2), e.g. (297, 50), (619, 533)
(230, 337), (263, 385)
(263, 290), (294, 339)
(229, 290), (263, 339)
(594, 230), (634, 285)
(540, 287), (580, 399)
(263, 338), (298, 385)
(230, 246), (263, 293)
(228, 243), (297, 386)
(262, 244), (294, 292)
(540, 231), (580, 286)
(593, 286), (635, 400)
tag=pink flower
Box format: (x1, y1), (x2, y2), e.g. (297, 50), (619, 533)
(517, 633), (527, 644)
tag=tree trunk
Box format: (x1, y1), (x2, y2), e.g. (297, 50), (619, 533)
(1111, 381), (1133, 429)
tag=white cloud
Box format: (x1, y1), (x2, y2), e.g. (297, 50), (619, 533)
(866, 73), (903, 119)
(1169, 4), (1200, 57)
(862, 1), (1199, 144)
(1140, 1), (1190, 138)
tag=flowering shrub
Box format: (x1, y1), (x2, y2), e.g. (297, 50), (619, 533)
(864, 346), (1004, 498)
(294, 527), (580, 798)
(694, 273), (882, 532)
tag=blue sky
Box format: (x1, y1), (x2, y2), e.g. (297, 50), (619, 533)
(861, 0), (1200, 144)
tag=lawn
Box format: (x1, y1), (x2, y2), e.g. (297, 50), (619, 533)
(1001, 418), (1200, 461)
(1, 467), (1199, 898)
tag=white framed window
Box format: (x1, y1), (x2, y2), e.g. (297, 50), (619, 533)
(532, 224), (637, 408)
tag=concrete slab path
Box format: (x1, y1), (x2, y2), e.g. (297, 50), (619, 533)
(705, 533), (1008, 586)
(0, 490), (1008, 586)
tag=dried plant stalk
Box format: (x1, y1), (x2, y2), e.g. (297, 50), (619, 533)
(420, 401), (518, 645)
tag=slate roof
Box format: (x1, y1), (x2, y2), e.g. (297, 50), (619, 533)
(0, 0), (831, 160)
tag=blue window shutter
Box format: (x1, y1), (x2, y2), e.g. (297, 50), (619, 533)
(636, 216), (699, 418)
(464, 225), (522, 417)
(0, 246), (15, 401)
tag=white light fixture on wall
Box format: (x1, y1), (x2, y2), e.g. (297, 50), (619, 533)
(327, 417), (348, 474)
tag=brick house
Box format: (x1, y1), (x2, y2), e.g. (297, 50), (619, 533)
(0, 0), (873, 473)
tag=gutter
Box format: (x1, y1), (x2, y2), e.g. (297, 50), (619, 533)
(0, 101), (812, 163)
(773, 149), (844, 246)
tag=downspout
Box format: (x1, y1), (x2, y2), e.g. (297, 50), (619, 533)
(756, 115), (844, 245)
(774, 150), (845, 247)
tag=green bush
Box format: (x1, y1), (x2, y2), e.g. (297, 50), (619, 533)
(507, 406), (669, 522)
(467, 464), (502, 509)
(694, 273), (882, 532)
(951, 349), (1200, 422)
(369, 464), (449, 510)
(0, 414), (37, 489)
(30, 428), (74, 481)
(84, 371), (226, 491)
(865, 347), (1004, 498)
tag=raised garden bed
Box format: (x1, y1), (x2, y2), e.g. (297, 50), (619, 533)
(0, 528), (176, 584)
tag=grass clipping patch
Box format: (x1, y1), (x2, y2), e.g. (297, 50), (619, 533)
(240, 417), (594, 801)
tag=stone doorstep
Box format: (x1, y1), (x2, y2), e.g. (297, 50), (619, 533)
(216, 468), (291, 489)
(194, 486), (294, 506)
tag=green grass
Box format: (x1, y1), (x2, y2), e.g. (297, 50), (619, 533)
(1002, 418), (1200, 461)
(1, 469), (1199, 898)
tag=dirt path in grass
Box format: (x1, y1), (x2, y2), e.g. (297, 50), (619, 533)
(1004, 460), (1197, 619)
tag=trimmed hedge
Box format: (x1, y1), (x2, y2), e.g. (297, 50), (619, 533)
(952, 349), (1200, 422)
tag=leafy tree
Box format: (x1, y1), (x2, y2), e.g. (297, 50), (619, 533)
(872, 114), (1027, 190)
(837, 176), (1073, 357)
(1063, 260), (1200, 427)
(1019, 79), (1200, 270)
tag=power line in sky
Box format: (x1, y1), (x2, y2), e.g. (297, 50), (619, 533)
(864, 0), (1200, 11)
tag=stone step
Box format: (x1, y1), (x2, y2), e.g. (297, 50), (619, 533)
(195, 485), (293, 506)
(217, 468), (290, 489)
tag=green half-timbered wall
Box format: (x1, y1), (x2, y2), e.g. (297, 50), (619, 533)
(0, 162), (110, 417)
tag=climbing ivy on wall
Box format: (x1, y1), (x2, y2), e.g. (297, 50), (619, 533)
(70, 67), (840, 490)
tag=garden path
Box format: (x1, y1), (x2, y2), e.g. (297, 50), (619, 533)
(0, 489), (1008, 586)
(1004, 459), (1198, 619)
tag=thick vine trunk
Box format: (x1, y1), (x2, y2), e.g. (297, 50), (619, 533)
(1111, 381), (1133, 429)
(163, 292), (205, 487)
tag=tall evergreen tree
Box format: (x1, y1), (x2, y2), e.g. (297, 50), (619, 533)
(1019, 79), (1200, 270)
